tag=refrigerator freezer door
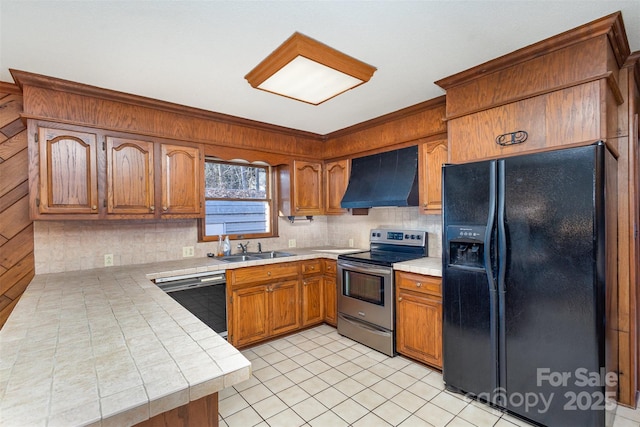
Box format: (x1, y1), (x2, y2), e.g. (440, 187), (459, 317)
(442, 160), (498, 397)
(501, 145), (606, 426)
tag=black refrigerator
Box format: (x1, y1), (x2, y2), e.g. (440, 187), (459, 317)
(442, 143), (618, 427)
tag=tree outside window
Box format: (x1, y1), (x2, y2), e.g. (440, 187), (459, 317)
(200, 159), (277, 240)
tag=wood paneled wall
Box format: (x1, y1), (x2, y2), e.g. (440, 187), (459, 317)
(12, 70), (324, 163)
(324, 97), (447, 160)
(0, 84), (34, 328)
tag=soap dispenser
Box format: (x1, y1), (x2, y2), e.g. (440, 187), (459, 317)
(223, 236), (231, 256)
(217, 235), (224, 257)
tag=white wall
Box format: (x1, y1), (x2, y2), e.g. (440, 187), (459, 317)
(33, 208), (441, 274)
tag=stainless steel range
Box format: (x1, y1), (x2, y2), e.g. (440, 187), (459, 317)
(337, 228), (428, 356)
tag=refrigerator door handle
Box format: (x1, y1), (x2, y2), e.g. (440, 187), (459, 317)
(497, 160), (507, 290)
(497, 159), (507, 391)
(484, 163), (497, 291)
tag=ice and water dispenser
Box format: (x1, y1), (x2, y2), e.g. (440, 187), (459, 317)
(447, 225), (486, 269)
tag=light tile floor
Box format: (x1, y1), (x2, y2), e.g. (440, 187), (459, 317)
(219, 325), (640, 427)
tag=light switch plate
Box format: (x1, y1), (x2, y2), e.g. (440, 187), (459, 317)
(104, 254), (114, 267)
(182, 246), (194, 257)
(288, 239), (296, 248)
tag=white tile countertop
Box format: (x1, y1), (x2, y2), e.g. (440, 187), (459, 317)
(393, 256), (443, 277)
(0, 246), (440, 427)
(0, 247), (364, 427)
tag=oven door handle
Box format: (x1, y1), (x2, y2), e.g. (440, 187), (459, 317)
(338, 261), (392, 276)
(338, 313), (392, 336)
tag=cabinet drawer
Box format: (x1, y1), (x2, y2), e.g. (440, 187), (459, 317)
(323, 259), (337, 275)
(396, 271), (441, 297)
(231, 262), (299, 287)
(301, 260), (322, 275)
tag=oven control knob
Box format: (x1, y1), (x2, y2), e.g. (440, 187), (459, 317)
(405, 234), (409, 239)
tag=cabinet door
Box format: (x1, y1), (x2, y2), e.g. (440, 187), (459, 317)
(160, 143), (202, 216)
(448, 82), (601, 163)
(293, 160), (323, 215)
(419, 139), (447, 214)
(324, 160), (349, 214)
(231, 285), (269, 347)
(38, 127), (98, 214)
(270, 280), (301, 336)
(106, 136), (154, 215)
(323, 275), (337, 326)
(396, 290), (443, 368)
(302, 276), (324, 326)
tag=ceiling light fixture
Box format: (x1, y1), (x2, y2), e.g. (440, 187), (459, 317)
(245, 32), (376, 105)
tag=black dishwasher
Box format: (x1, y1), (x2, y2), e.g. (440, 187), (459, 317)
(155, 271), (227, 339)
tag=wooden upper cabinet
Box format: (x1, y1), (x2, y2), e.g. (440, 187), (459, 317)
(447, 82), (604, 163)
(106, 136), (154, 215)
(37, 127), (99, 214)
(324, 159), (350, 215)
(278, 160), (323, 217)
(418, 139), (447, 214)
(160, 143), (203, 216)
(293, 160), (323, 215)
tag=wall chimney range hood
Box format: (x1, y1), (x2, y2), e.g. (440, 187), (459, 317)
(340, 146), (419, 209)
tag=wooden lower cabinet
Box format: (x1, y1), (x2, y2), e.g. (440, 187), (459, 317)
(323, 260), (337, 326)
(228, 259), (340, 347)
(271, 280), (301, 336)
(395, 271), (442, 368)
(134, 393), (218, 427)
(230, 284), (269, 347)
(301, 276), (323, 326)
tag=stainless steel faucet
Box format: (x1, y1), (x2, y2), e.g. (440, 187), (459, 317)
(237, 242), (250, 253)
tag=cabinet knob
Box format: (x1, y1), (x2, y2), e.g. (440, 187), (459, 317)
(150, 206), (155, 212)
(303, 281), (307, 286)
(162, 206), (168, 211)
(91, 205), (97, 210)
(398, 297), (403, 302)
(267, 271), (271, 276)
(416, 282), (422, 287)
(309, 266), (314, 270)
(295, 206), (300, 211)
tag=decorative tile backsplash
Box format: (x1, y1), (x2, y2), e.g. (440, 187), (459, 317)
(33, 208), (442, 274)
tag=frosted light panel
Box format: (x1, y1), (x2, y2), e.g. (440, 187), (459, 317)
(257, 56), (363, 105)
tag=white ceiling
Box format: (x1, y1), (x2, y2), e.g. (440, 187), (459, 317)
(1, 1), (639, 135)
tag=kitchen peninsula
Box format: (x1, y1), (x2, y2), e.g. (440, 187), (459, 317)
(0, 248), (441, 426)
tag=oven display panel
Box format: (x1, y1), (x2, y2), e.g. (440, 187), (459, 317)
(387, 231), (404, 241)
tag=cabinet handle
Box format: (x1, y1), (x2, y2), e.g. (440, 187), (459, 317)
(150, 206), (155, 212)
(91, 205), (97, 210)
(496, 131), (528, 146)
(162, 206), (168, 212)
(416, 282), (422, 288)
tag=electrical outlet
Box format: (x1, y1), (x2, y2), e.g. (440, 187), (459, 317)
(182, 246), (195, 257)
(348, 238), (354, 248)
(104, 254), (114, 267)
(288, 239), (296, 248)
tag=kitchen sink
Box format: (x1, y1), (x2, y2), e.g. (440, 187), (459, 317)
(218, 251), (294, 262)
(219, 255), (260, 262)
(250, 251), (294, 259)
